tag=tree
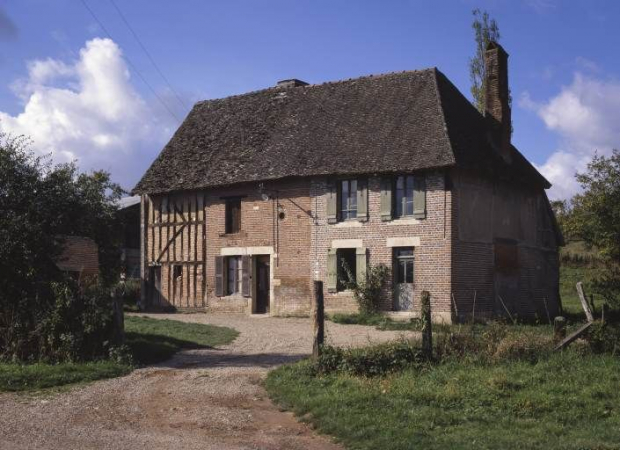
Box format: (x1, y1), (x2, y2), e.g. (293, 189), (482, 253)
(567, 150), (620, 306)
(469, 9), (501, 113)
(0, 132), (125, 361)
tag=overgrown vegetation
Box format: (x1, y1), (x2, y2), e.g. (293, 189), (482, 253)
(267, 321), (620, 449)
(0, 316), (238, 392)
(0, 133), (126, 362)
(469, 9), (502, 113)
(342, 261), (389, 315)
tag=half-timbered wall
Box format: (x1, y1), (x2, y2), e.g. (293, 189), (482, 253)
(143, 192), (206, 308)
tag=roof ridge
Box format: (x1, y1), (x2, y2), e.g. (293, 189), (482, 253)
(193, 68), (438, 106)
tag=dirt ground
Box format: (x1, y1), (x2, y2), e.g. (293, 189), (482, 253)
(0, 313), (414, 450)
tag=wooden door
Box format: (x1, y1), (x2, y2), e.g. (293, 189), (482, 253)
(393, 248), (414, 311)
(255, 256), (270, 314)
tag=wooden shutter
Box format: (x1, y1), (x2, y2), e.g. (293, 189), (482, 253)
(356, 247), (367, 283)
(215, 256), (224, 297)
(241, 255), (252, 297)
(327, 249), (338, 293)
(326, 180), (338, 224)
(356, 178), (368, 222)
(380, 177), (393, 221)
(413, 175), (426, 219)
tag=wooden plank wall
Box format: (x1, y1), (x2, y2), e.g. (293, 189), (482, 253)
(146, 192), (206, 308)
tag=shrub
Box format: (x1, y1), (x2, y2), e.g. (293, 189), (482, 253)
(315, 340), (426, 376)
(342, 261), (389, 315)
(586, 322), (620, 355)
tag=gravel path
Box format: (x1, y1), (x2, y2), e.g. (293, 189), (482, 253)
(0, 313), (414, 450)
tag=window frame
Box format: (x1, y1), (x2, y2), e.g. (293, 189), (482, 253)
(338, 179), (358, 221)
(226, 256), (243, 295)
(393, 175), (415, 219)
(224, 197), (242, 234)
(336, 248), (357, 292)
(393, 247), (414, 284)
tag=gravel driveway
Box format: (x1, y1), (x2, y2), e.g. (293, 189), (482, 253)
(0, 313), (414, 450)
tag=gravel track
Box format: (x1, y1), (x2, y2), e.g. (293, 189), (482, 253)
(0, 313), (414, 450)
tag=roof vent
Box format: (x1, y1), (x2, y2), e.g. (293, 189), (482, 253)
(276, 79), (308, 88)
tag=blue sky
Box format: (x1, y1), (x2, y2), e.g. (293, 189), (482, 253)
(1, 0), (619, 199)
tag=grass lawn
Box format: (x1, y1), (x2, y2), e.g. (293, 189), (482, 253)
(0, 315), (238, 393)
(266, 351), (620, 450)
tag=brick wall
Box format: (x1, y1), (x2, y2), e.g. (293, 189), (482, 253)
(310, 172), (453, 320)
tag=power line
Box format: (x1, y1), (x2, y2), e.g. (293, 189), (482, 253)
(79, 0), (181, 123)
(108, 0), (188, 111)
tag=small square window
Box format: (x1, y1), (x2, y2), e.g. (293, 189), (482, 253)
(225, 198), (241, 234)
(173, 265), (182, 279)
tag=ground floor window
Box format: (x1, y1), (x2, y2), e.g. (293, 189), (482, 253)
(394, 248), (414, 283)
(337, 248), (357, 291)
(226, 256), (243, 295)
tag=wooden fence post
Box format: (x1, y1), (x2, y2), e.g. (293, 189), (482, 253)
(601, 303), (608, 325)
(576, 282), (594, 322)
(112, 292), (125, 346)
(421, 290), (432, 359)
(313, 281), (325, 359)
(554, 316), (566, 342)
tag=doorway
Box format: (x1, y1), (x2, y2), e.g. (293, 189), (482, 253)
(393, 248), (414, 311)
(255, 256), (270, 314)
(148, 266), (161, 306)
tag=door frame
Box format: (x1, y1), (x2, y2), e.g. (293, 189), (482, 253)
(253, 255), (271, 314)
(392, 247), (415, 311)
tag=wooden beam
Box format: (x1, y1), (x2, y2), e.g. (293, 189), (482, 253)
(576, 282), (594, 322)
(554, 322), (592, 352)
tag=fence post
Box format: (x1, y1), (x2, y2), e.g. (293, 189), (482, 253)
(554, 316), (566, 342)
(421, 290), (432, 359)
(112, 291), (125, 345)
(313, 281), (325, 359)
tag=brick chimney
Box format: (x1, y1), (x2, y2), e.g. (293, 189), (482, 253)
(484, 41), (511, 163)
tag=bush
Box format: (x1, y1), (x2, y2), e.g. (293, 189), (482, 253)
(342, 262), (389, 315)
(315, 340), (426, 376)
(586, 322), (620, 355)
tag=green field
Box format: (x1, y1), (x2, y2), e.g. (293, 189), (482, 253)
(0, 315), (238, 392)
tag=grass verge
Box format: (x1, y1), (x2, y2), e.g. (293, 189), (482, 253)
(266, 350), (620, 450)
(0, 315), (238, 392)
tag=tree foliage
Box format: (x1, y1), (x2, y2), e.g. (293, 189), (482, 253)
(0, 132), (125, 361)
(469, 9), (501, 113)
(566, 150), (620, 307)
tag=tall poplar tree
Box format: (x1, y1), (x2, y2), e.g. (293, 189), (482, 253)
(469, 9), (501, 113)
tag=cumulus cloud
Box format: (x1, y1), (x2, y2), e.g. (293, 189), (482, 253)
(520, 73), (620, 200)
(0, 38), (181, 190)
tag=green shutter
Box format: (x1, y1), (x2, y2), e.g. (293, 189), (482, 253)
(413, 175), (426, 219)
(381, 177), (393, 221)
(326, 180), (338, 224)
(356, 247), (367, 283)
(241, 255), (252, 297)
(215, 256), (224, 297)
(357, 178), (368, 222)
(327, 249), (338, 293)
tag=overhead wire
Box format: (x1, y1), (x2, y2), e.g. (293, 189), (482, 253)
(108, 0), (189, 111)
(79, 0), (182, 123)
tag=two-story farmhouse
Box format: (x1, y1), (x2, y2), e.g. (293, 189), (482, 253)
(133, 42), (563, 323)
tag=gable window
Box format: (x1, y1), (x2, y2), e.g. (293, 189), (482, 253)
(226, 256), (243, 295)
(337, 248), (356, 291)
(225, 198), (241, 234)
(339, 179), (358, 220)
(394, 175), (415, 218)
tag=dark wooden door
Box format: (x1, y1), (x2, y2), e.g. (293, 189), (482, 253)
(255, 256), (270, 314)
(149, 266), (161, 306)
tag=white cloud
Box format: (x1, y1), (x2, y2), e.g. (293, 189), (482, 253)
(0, 38), (181, 190)
(520, 73), (620, 200)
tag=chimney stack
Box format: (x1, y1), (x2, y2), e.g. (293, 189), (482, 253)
(484, 41), (511, 163)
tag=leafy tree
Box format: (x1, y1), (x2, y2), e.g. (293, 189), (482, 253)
(469, 9), (501, 113)
(0, 132), (124, 361)
(567, 150), (620, 306)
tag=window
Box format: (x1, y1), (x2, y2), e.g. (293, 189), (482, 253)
(339, 179), (357, 220)
(394, 248), (414, 284)
(173, 265), (182, 279)
(337, 248), (356, 291)
(394, 175), (415, 218)
(225, 198), (241, 234)
(226, 256), (243, 295)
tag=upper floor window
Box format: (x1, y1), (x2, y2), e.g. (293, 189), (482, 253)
(339, 179), (358, 220)
(394, 175), (415, 218)
(225, 198), (241, 234)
